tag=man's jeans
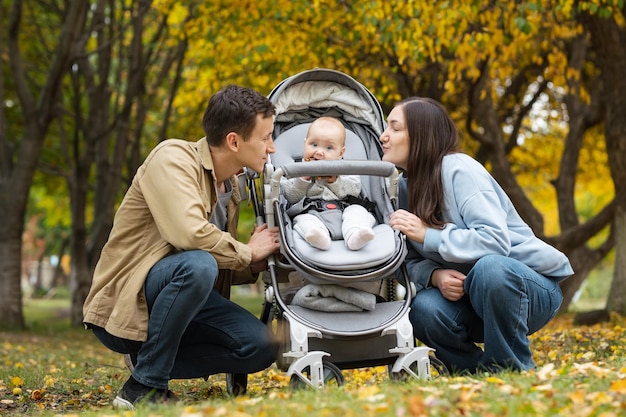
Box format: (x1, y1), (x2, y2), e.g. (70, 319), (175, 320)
(92, 250), (276, 389)
(409, 254), (562, 373)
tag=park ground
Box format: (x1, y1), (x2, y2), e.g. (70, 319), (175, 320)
(1, 276), (625, 417)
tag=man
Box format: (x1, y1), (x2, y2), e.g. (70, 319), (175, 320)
(83, 85), (280, 409)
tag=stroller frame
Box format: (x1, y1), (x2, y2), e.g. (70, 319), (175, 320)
(244, 69), (440, 389)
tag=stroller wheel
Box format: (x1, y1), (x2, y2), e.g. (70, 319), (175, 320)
(289, 361), (345, 390)
(389, 354), (449, 381)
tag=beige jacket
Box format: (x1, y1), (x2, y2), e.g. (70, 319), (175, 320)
(83, 138), (256, 341)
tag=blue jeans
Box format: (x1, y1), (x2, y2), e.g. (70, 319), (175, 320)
(92, 250), (276, 389)
(409, 254), (562, 373)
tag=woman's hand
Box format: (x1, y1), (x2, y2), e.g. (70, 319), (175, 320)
(389, 209), (427, 243)
(431, 269), (466, 301)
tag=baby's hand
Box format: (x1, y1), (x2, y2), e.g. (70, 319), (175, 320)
(318, 175), (338, 184)
(302, 158), (337, 183)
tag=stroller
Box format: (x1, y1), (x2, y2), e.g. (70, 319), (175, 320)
(241, 69), (447, 390)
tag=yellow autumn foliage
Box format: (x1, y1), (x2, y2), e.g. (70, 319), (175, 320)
(142, 0), (622, 229)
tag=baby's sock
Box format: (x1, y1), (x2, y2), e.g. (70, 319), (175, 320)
(304, 228), (331, 250)
(345, 227), (375, 250)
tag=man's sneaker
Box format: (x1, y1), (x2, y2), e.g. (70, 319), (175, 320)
(112, 376), (178, 410)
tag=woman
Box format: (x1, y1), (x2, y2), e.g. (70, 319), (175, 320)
(380, 97), (573, 373)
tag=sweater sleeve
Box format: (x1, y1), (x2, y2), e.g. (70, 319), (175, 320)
(405, 243), (441, 293)
(422, 156), (511, 263)
(281, 177), (312, 204)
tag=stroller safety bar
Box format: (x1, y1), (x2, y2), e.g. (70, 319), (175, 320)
(270, 160), (400, 202)
(275, 160), (396, 180)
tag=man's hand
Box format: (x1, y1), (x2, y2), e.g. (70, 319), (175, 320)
(431, 269), (466, 301)
(247, 224), (280, 263)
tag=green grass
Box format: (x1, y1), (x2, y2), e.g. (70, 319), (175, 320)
(2, 283), (625, 416)
(22, 298), (71, 332)
(231, 286), (266, 317)
(2, 314), (625, 417)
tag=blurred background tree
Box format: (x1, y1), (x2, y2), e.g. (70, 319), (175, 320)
(1, 0), (623, 328)
(1, 1), (89, 328)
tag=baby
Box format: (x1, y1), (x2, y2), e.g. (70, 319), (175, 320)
(281, 117), (376, 250)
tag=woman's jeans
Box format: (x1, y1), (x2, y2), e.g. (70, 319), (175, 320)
(92, 250), (276, 389)
(409, 254), (562, 373)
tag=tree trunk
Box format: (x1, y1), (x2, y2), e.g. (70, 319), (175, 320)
(53, 236), (69, 287)
(0, 224), (25, 328)
(607, 207), (626, 313)
(553, 34), (610, 312)
(0, 0), (88, 328)
(560, 247), (607, 311)
(66, 1), (188, 324)
(68, 168), (91, 326)
(582, 6), (626, 316)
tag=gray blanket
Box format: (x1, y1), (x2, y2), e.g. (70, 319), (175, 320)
(291, 283), (377, 312)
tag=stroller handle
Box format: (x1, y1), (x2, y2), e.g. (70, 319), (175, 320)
(268, 160), (400, 203)
(274, 160), (397, 180)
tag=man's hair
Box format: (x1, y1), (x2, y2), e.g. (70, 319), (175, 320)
(202, 85), (275, 146)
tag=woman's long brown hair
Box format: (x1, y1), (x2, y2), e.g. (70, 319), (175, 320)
(399, 97), (460, 228)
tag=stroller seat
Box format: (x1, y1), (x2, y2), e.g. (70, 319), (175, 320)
(269, 120), (403, 282)
(272, 158), (405, 284)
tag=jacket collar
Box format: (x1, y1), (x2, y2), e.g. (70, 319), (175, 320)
(197, 137), (218, 183)
(197, 137), (242, 201)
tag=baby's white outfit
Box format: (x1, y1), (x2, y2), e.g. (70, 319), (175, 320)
(281, 175), (376, 250)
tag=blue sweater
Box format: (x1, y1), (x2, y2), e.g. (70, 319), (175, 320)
(400, 153), (574, 292)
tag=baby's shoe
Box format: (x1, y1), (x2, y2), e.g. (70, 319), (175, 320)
(345, 227), (375, 250)
(304, 228), (331, 250)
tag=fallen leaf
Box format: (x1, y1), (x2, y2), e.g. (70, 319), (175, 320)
(485, 376), (504, 384)
(30, 389), (44, 400)
(609, 379), (626, 394)
(536, 363), (556, 380)
(407, 395), (427, 417)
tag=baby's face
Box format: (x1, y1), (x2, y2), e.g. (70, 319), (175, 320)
(303, 128), (345, 161)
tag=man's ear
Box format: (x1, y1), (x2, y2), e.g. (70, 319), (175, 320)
(225, 132), (239, 151)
